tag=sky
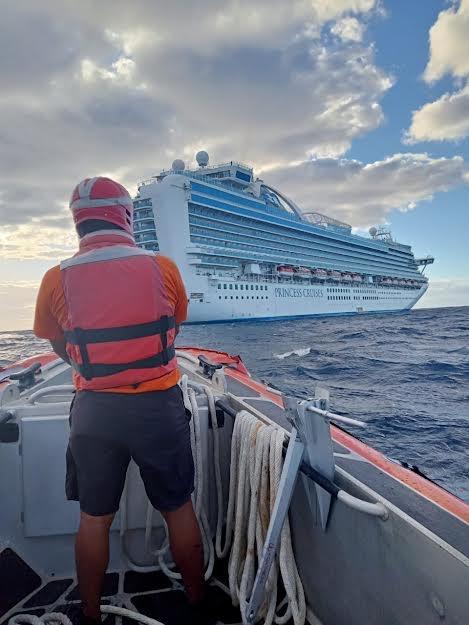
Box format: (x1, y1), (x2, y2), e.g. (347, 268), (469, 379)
(1, 0), (469, 331)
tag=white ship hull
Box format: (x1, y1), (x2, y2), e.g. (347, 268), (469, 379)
(185, 274), (426, 323)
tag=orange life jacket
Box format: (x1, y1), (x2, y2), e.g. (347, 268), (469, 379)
(60, 231), (177, 390)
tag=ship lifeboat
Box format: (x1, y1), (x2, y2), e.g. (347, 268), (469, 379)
(382, 277), (393, 285)
(313, 268), (328, 280)
(276, 265), (294, 277)
(328, 270), (342, 281)
(351, 274), (363, 283)
(294, 267), (312, 279)
(341, 273), (353, 282)
(392, 278), (400, 285)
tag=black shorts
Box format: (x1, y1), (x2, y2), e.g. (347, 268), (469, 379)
(66, 385), (194, 516)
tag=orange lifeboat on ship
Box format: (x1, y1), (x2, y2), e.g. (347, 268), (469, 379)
(313, 268), (328, 280)
(276, 265), (294, 277)
(293, 267), (312, 279)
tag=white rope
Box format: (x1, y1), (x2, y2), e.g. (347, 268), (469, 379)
(8, 615), (73, 625)
(101, 605), (166, 625)
(139, 375), (219, 582)
(224, 410), (306, 625)
(9, 607), (166, 625)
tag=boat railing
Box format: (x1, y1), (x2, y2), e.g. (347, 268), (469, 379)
(307, 404), (366, 428)
(213, 160), (253, 171)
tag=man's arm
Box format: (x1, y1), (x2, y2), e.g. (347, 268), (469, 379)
(157, 256), (188, 330)
(50, 337), (71, 365)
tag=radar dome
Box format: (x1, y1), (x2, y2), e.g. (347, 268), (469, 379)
(172, 159), (185, 172)
(369, 227), (377, 237)
(196, 150), (209, 167)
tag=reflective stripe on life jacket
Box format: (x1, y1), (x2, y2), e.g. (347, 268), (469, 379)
(60, 236), (178, 390)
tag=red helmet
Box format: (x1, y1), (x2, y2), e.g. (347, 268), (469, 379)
(69, 177), (134, 235)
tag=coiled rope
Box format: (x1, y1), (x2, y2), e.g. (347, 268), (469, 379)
(224, 410), (306, 625)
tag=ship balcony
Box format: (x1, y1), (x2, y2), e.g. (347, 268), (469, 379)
(135, 235), (158, 244)
(133, 210), (153, 221)
(187, 245), (205, 254)
(134, 225), (156, 234)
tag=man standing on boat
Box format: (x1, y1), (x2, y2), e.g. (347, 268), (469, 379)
(33, 177), (207, 624)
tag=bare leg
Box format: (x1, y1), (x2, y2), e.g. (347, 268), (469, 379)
(161, 500), (205, 604)
(75, 511), (115, 619)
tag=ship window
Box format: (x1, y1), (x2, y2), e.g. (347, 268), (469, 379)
(236, 296), (238, 299)
(218, 284), (221, 289)
(224, 284), (227, 289)
(230, 296), (233, 299)
(256, 285), (258, 290)
(219, 296), (221, 299)
(235, 284), (238, 290)
(240, 285), (243, 290)
(229, 284), (233, 290)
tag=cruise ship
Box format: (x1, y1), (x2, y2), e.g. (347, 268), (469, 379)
(133, 151), (434, 323)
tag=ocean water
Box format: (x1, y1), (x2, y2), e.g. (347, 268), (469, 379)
(1, 306), (468, 501)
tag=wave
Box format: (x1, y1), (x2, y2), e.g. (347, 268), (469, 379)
(275, 347), (311, 360)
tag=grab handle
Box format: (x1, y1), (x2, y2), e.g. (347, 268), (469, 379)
(26, 385), (75, 404)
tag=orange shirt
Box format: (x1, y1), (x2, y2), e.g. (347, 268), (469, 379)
(34, 255), (188, 393)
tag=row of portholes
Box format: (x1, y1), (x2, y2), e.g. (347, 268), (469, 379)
(328, 295), (409, 301)
(219, 295), (268, 300)
(218, 283), (268, 291)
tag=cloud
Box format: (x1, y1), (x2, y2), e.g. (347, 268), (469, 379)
(0, 0), (466, 275)
(416, 277), (469, 309)
(0, 281), (40, 333)
(406, 0), (469, 142)
(0, 0), (388, 246)
(264, 153), (469, 227)
(423, 0), (469, 83)
(331, 17), (364, 42)
(406, 82), (469, 143)
(0, 222), (76, 261)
